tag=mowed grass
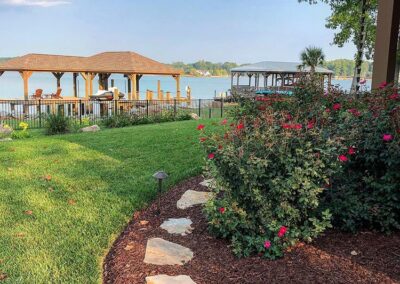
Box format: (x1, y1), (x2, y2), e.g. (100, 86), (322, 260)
(0, 120), (214, 283)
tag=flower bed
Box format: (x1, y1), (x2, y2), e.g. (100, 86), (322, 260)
(199, 76), (400, 259)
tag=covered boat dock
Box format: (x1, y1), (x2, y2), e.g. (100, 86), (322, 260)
(230, 61), (334, 94)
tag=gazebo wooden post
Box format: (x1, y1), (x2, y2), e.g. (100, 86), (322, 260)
(89, 73), (96, 97)
(98, 74), (104, 90)
(136, 75), (142, 98)
(73, 73), (78, 97)
(236, 73), (240, 86)
(19, 71), (33, 100)
(103, 73), (111, 90)
(157, 80), (161, 99)
(230, 72), (234, 88)
(52, 72), (64, 88)
(80, 72), (95, 98)
(19, 71), (33, 114)
(127, 74), (137, 100)
(173, 75), (181, 100)
(72, 73), (78, 97)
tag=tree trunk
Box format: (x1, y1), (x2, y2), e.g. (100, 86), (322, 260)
(351, 0), (367, 93)
(395, 25), (400, 85)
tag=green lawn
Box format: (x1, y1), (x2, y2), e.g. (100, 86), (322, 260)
(0, 120), (212, 283)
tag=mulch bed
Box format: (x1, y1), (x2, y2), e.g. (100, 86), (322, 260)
(103, 176), (400, 284)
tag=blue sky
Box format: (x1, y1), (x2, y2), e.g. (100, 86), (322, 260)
(0, 0), (356, 63)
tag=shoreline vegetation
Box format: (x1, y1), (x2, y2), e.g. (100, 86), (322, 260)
(171, 59), (373, 79)
(0, 57), (372, 79)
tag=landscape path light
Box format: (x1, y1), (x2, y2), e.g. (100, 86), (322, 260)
(152, 171), (168, 214)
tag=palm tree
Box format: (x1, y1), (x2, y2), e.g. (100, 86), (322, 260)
(298, 46), (325, 74)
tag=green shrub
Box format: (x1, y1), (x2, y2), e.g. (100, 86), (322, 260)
(201, 76), (400, 260)
(45, 114), (71, 135)
(102, 110), (192, 129)
(200, 109), (339, 259)
(293, 77), (400, 232)
(103, 113), (132, 128)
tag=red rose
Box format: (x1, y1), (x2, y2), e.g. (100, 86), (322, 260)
(389, 93), (399, 100)
(379, 81), (387, 89)
(197, 124), (205, 130)
(338, 155), (348, 162)
(286, 114), (293, 120)
(219, 207), (225, 213)
(348, 147), (356, 155)
(333, 103), (341, 111)
(199, 137), (207, 142)
(307, 121), (314, 129)
(293, 124), (302, 130)
(348, 108), (361, 117)
(208, 153), (215, 159)
(278, 226), (287, 238)
(237, 123), (244, 130)
(221, 119), (227, 125)
(264, 240), (271, 249)
(282, 123), (292, 129)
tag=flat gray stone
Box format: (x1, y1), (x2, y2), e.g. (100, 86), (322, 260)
(0, 125), (12, 136)
(81, 125), (100, 132)
(144, 238), (193, 265)
(160, 218), (193, 236)
(199, 179), (214, 187)
(146, 275), (196, 284)
(177, 190), (212, 209)
(190, 113), (199, 120)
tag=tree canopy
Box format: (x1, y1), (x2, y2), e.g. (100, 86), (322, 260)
(299, 0), (377, 60)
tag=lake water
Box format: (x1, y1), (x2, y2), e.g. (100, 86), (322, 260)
(0, 72), (371, 100)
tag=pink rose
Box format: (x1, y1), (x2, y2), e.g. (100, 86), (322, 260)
(383, 134), (393, 142)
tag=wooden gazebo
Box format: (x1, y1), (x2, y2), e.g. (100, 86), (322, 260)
(0, 51), (182, 100)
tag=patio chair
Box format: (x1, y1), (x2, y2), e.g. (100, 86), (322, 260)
(31, 89), (43, 99)
(51, 88), (63, 99)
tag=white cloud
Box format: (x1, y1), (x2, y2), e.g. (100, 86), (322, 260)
(1, 0), (71, 7)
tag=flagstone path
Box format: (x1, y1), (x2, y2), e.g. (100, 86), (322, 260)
(143, 180), (212, 284)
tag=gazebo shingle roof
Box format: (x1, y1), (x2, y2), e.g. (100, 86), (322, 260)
(0, 51), (181, 75)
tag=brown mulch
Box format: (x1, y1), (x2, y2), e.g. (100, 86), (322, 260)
(103, 176), (400, 284)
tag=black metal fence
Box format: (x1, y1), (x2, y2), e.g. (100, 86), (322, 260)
(0, 99), (234, 129)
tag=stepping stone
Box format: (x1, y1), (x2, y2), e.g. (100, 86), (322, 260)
(199, 179), (213, 187)
(160, 218), (193, 236)
(144, 238), (193, 265)
(177, 190), (213, 209)
(146, 274), (196, 284)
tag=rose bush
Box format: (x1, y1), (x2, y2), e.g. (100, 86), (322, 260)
(200, 75), (399, 259)
(199, 106), (340, 259)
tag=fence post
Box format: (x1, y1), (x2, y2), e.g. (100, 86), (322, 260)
(146, 100), (149, 117)
(79, 99), (82, 125)
(38, 99), (42, 128)
(174, 99), (177, 117)
(209, 108), (211, 119)
(220, 98), (224, 118)
(198, 99), (201, 117)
